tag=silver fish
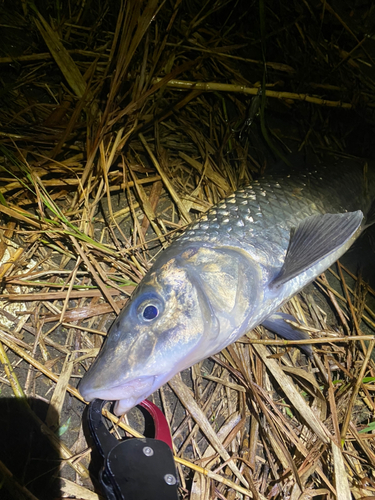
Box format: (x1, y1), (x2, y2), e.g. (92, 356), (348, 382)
(79, 157), (374, 414)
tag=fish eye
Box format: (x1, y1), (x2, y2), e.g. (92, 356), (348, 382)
(142, 304), (159, 321)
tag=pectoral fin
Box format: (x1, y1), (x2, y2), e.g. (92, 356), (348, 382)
(270, 211), (363, 289)
(262, 312), (312, 357)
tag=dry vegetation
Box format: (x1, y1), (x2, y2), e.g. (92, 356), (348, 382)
(1, 0), (375, 499)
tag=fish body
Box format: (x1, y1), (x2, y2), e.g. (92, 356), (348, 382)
(79, 157), (374, 414)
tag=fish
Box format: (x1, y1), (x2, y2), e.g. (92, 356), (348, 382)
(79, 155), (375, 415)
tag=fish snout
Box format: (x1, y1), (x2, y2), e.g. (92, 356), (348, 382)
(79, 373), (158, 414)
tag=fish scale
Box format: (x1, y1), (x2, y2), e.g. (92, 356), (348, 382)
(79, 157), (375, 415)
(178, 162), (372, 263)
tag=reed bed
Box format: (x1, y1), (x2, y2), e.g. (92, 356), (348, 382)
(1, 1), (375, 498)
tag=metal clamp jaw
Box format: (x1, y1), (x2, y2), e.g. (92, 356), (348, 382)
(87, 399), (179, 500)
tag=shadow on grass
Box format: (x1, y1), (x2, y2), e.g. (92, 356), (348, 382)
(0, 397), (60, 500)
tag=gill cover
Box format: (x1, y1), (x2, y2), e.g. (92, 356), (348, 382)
(79, 244), (261, 413)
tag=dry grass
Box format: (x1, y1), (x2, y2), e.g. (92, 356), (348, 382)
(1, 0), (375, 499)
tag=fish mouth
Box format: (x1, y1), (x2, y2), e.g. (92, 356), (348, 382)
(79, 375), (157, 415)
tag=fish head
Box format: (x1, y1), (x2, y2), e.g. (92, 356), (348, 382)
(79, 244), (261, 414)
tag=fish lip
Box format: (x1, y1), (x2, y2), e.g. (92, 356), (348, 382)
(79, 375), (157, 405)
